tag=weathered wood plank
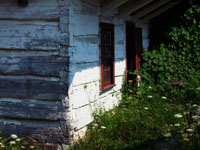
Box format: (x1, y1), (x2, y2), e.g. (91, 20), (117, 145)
(0, 21), (69, 50)
(0, 0), (60, 20)
(0, 56), (69, 76)
(101, 0), (128, 13)
(139, 1), (179, 23)
(118, 0), (154, 18)
(131, 0), (170, 21)
(0, 78), (67, 100)
(0, 122), (69, 144)
(0, 101), (66, 120)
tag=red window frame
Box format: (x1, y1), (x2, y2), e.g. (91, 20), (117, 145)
(100, 23), (115, 91)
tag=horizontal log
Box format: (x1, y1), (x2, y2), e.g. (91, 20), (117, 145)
(0, 56), (69, 76)
(0, 78), (67, 100)
(0, 0), (60, 20)
(0, 122), (69, 144)
(0, 21), (69, 50)
(0, 101), (66, 120)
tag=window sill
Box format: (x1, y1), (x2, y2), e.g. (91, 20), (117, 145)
(101, 84), (116, 92)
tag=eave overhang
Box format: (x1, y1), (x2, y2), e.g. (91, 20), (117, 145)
(100, 0), (181, 23)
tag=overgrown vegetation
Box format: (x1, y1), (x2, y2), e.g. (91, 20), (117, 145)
(0, 134), (45, 150)
(70, 7), (200, 150)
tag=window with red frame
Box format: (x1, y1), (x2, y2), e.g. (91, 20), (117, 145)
(100, 23), (115, 91)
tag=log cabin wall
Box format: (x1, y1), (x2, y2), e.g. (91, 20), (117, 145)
(0, 0), (70, 144)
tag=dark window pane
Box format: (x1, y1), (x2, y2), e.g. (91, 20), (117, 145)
(104, 70), (110, 82)
(100, 23), (114, 90)
(102, 31), (111, 46)
(102, 46), (111, 57)
(103, 61), (111, 83)
(103, 61), (110, 70)
(107, 71), (110, 82)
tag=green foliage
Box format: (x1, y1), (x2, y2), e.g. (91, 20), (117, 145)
(0, 135), (45, 150)
(71, 93), (181, 150)
(71, 84), (200, 150)
(140, 7), (200, 104)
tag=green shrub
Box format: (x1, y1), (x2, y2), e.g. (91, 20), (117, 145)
(139, 7), (200, 104)
(71, 90), (185, 150)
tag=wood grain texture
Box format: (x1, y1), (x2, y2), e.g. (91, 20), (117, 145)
(0, 21), (69, 50)
(0, 0), (70, 144)
(0, 0), (60, 20)
(0, 56), (69, 76)
(0, 78), (67, 100)
(0, 101), (66, 120)
(0, 122), (69, 144)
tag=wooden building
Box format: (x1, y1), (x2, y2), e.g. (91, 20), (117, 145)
(0, 0), (181, 147)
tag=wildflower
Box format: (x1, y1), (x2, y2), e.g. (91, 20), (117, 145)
(178, 130), (184, 134)
(174, 114), (183, 118)
(136, 91), (141, 95)
(30, 146), (34, 149)
(192, 104), (197, 107)
(192, 115), (198, 119)
(9, 141), (16, 145)
(196, 87), (200, 90)
(147, 95), (152, 98)
(93, 124), (98, 127)
(0, 143), (4, 148)
(162, 96), (167, 99)
(174, 123), (180, 127)
(16, 138), (21, 142)
(121, 117), (126, 122)
(21, 146), (25, 149)
(164, 132), (171, 137)
(183, 137), (189, 142)
(128, 80), (133, 83)
(186, 128), (194, 132)
(11, 134), (18, 139)
(144, 107), (149, 110)
(101, 126), (106, 129)
(183, 111), (190, 115)
(182, 133), (188, 138)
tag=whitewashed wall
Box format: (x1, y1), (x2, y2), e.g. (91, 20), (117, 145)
(67, 0), (126, 140)
(66, 0), (149, 142)
(136, 23), (149, 51)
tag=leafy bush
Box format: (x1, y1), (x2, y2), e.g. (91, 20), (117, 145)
(139, 7), (200, 104)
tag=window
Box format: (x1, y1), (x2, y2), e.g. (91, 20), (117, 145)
(100, 23), (115, 91)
